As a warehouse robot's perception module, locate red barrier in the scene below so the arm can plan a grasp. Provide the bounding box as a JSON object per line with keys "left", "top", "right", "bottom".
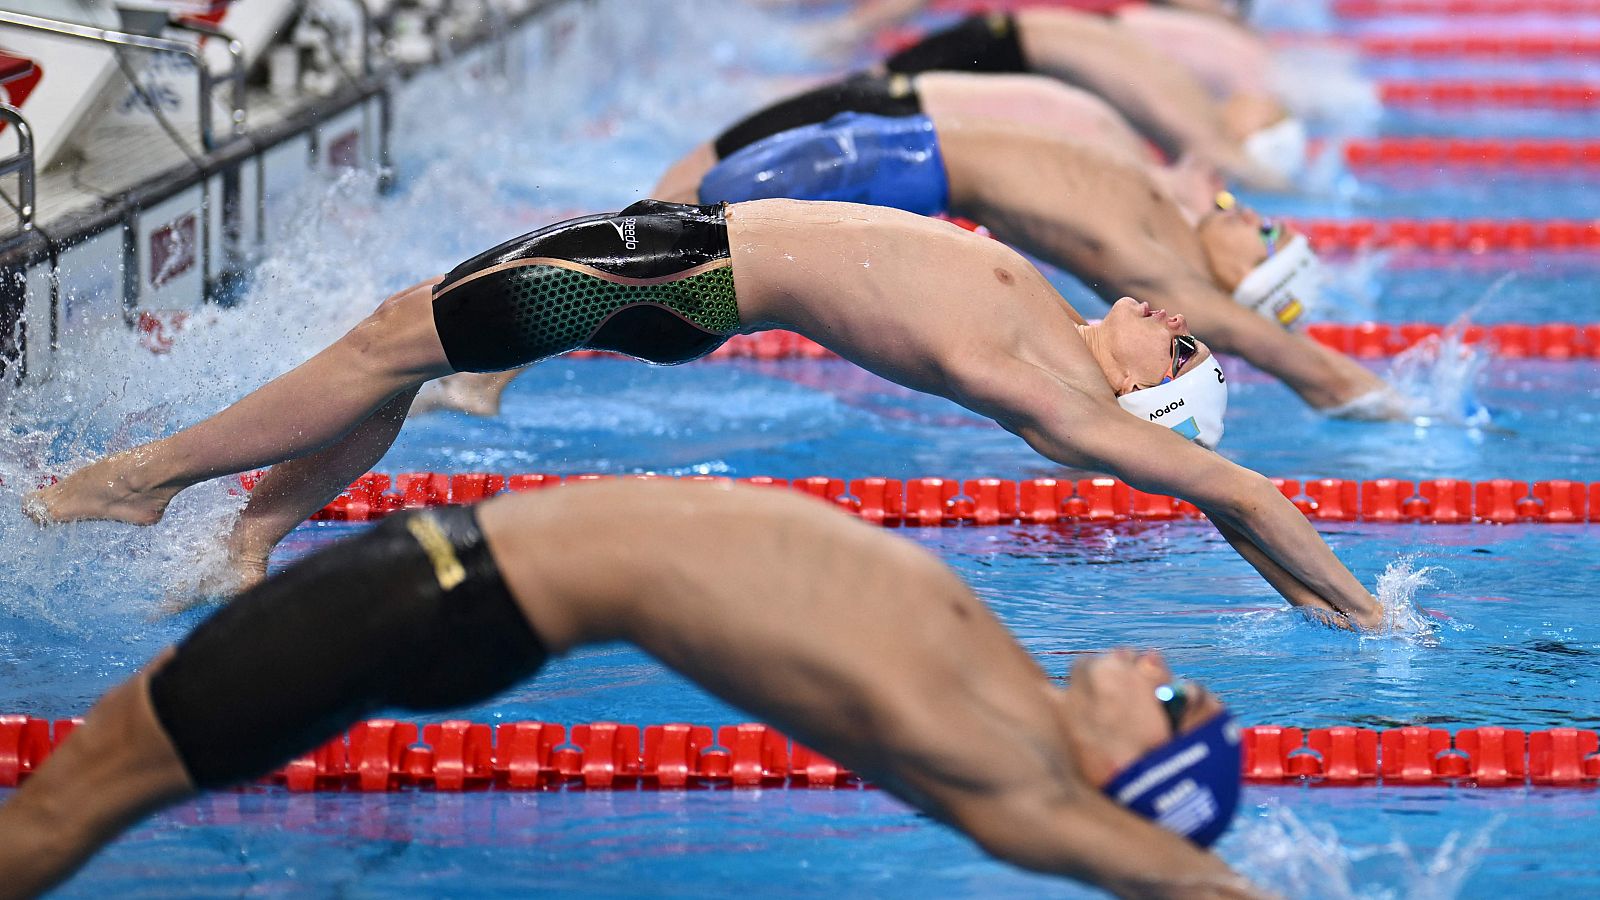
{"left": 1379, "top": 80, "right": 1600, "bottom": 110}
{"left": 1295, "top": 219, "right": 1600, "bottom": 255}
{"left": 1358, "top": 34, "right": 1600, "bottom": 58}
{"left": 297, "top": 473, "right": 1600, "bottom": 527}
{"left": 1529, "top": 729, "right": 1600, "bottom": 785}
{"left": 1380, "top": 727, "right": 1452, "bottom": 783}
{"left": 11, "top": 714, "right": 1600, "bottom": 791}
{"left": 1339, "top": 0, "right": 1600, "bottom": 16}
{"left": 1309, "top": 727, "right": 1380, "bottom": 783}
{"left": 1455, "top": 727, "right": 1526, "bottom": 786}
{"left": 674, "top": 322, "right": 1600, "bottom": 363}
{"left": 0, "top": 716, "right": 52, "bottom": 787}
{"left": 1345, "top": 138, "right": 1600, "bottom": 169}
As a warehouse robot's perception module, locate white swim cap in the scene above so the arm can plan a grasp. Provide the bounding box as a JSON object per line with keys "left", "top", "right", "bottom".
{"left": 1117, "top": 354, "right": 1229, "bottom": 450}
{"left": 1244, "top": 117, "right": 1308, "bottom": 181}
{"left": 1233, "top": 233, "right": 1321, "bottom": 328}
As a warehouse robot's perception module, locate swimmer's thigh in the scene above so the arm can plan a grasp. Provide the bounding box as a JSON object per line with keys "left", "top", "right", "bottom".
{"left": 147, "top": 506, "right": 546, "bottom": 788}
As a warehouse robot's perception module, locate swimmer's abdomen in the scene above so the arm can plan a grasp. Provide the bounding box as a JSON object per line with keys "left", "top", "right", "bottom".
{"left": 432, "top": 260, "right": 739, "bottom": 372}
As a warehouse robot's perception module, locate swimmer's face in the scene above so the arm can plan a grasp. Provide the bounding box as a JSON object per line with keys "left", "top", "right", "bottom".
{"left": 1196, "top": 204, "right": 1299, "bottom": 290}
{"left": 1099, "top": 297, "right": 1210, "bottom": 395}
{"left": 1062, "top": 648, "right": 1227, "bottom": 786}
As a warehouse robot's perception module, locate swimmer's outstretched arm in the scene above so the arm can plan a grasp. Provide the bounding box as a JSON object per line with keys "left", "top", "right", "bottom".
{"left": 1013, "top": 10, "right": 1278, "bottom": 188}
{"left": 989, "top": 392, "right": 1382, "bottom": 628}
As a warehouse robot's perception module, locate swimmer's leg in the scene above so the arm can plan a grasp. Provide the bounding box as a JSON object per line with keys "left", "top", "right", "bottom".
{"left": 652, "top": 141, "right": 719, "bottom": 204}
{"left": 221, "top": 386, "right": 420, "bottom": 593}
{"left": 27, "top": 278, "right": 451, "bottom": 527}
{"left": 0, "top": 662, "right": 192, "bottom": 900}
{"left": 411, "top": 369, "right": 524, "bottom": 418}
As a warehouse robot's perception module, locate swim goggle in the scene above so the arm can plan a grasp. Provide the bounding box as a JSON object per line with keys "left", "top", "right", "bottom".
{"left": 1156, "top": 680, "right": 1193, "bottom": 732}
{"left": 1260, "top": 220, "right": 1285, "bottom": 256}
{"left": 1213, "top": 192, "right": 1285, "bottom": 254}
{"left": 1162, "top": 335, "right": 1200, "bottom": 385}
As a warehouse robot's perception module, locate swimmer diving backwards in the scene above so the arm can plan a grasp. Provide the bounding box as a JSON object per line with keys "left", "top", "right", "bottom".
{"left": 28, "top": 199, "right": 1383, "bottom": 629}
{"left": 0, "top": 480, "right": 1264, "bottom": 899}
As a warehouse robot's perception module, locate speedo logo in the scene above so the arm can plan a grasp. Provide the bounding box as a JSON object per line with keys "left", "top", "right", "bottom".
{"left": 1149, "top": 399, "right": 1185, "bottom": 420}
{"left": 610, "top": 216, "right": 638, "bottom": 250}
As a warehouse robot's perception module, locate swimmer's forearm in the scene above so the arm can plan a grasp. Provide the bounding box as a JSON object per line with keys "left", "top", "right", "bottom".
{"left": 1207, "top": 478, "right": 1381, "bottom": 628}
{"left": 1211, "top": 519, "right": 1357, "bottom": 629}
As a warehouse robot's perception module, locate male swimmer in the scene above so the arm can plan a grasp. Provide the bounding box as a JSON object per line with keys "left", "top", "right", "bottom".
{"left": 652, "top": 70, "right": 1223, "bottom": 221}
{"left": 0, "top": 480, "right": 1262, "bottom": 899}
{"left": 877, "top": 10, "right": 1298, "bottom": 186}
{"left": 669, "top": 112, "right": 1394, "bottom": 416}
{"left": 29, "top": 199, "right": 1383, "bottom": 629}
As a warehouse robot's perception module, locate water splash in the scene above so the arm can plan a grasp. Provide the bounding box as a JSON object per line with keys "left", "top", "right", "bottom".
{"left": 1231, "top": 800, "right": 1498, "bottom": 899}
{"left": 0, "top": 0, "right": 801, "bottom": 630}
{"left": 1366, "top": 556, "right": 1440, "bottom": 637}
{"left": 1383, "top": 276, "right": 1512, "bottom": 429}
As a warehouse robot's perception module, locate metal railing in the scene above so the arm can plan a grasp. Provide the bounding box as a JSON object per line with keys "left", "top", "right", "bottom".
{"left": 0, "top": 9, "right": 246, "bottom": 152}
{"left": 164, "top": 16, "right": 248, "bottom": 140}
{"left": 0, "top": 103, "right": 35, "bottom": 234}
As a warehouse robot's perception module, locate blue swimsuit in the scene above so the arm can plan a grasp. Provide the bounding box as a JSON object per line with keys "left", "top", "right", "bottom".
{"left": 698, "top": 112, "right": 952, "bottom": 217}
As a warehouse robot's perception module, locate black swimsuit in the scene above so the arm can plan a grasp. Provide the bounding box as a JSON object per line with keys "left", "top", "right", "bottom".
{"left": 430, "top": 200, "right": 740, "bottom": 372}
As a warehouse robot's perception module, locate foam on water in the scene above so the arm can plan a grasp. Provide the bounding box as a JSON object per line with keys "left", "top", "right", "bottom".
{"left": 1231, "top": 800, "right": 1497, "bottom": 900}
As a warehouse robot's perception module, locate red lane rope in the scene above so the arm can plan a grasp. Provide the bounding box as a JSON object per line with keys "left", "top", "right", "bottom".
{"left": 1379, "top": 80, "right": 1600, "bottom": 109}
{"left": 5, "top": 717, "right": 1596, "bottom": 790}
{"left": 1290, "top": 218, "right": 1599, "bottom": 254}
{"left": 619, "top": 321, "right": 1600, "bottom": 364}
{"left": 286, "top": 472, "right": 1600, "bottom": 526}
{"left": 1342, "top": 138, "right": 1600, "bottom": 168}
{"left": 1338, "top": 0, "right": 1600, "bottom": 16}
{"left": 1355, "top": 34, "right": 1600, "bottom": 57}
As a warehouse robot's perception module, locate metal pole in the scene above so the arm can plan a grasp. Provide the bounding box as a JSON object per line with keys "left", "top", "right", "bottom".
{"left": 0, "top": 10, "right": 233, "bottom": 151}
{"left": 0, "top": 103, "right": 35, "bottom": 232}
{"left": 166, "top": 17, "right": 249, "bottom": 137}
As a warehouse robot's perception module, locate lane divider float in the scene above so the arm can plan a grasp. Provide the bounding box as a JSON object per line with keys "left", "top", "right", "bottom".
{"left": 5, "top": 716, "right": 1596, "bottom": 791}
{"left": 1379, "top": 80, "right": 1600, "bottom": 109}
{"left": 1355, "top": 34, "right": 1600, "bottom": 58}
{"left": 1337, "top": 0, "right": 1600, "bottom": 17}
{"left": 1341, "top": 138, "right": 1600, "bottom": 169}
{"left": 1292, "top": 218, "right": 1600, "bottom": 254}
{"left": 618, "top": 321, "right": 1600, "bottom": 364}
{"left": 283, "top": 472, "right": 1600, "bottom": 526}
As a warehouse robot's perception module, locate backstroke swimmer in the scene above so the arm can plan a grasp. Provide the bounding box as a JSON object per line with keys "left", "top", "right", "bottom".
{"left": 652, "top": 70, "right": 1226, "bottom": 221}
{"left": 663, "top": 112, "right": 1398, "bottom": 417}
{"left": 28, "top": 199, "right": 1383, "bottom": 629}
{"left": 0, "top": 480, "right": 1261, "bottom": 899}
{"left": 876, "top": 10, "right": 1300, "bottom": 187}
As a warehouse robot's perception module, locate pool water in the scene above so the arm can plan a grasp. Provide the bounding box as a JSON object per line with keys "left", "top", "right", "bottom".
{"left": 4, "top": 1, "right": 1600, "bottom": 897}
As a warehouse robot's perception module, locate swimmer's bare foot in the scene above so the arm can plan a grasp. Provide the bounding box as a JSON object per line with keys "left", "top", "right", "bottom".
{"left": 409, "top": 371, "right": 518, "bottom": 418}
{"left": 161, "top": 547, "right": 268, "bottom": 614}
{"left": 23, "top": 452, "right": 180, "bottom": 527}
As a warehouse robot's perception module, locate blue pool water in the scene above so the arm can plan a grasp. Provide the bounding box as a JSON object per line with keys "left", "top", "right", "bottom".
{"left": 4, "top": 1, "right": 1600, "bottom": 897}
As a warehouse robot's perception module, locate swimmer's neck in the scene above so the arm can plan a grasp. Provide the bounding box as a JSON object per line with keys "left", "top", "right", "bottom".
{"left": 1074, "top": 322, "right": 1132, "bottom": 397}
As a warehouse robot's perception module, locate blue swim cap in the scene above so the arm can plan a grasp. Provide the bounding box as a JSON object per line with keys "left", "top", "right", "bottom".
{"left": 1101, "top": 712, "right": 1242, "bottom": 847}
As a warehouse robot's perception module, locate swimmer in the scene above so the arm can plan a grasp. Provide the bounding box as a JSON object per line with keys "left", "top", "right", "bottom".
{"left": 653, "top": 71, "right": 1223, "bottom": 221}
{"left": 877, "top": 10, "right": 1297, "bottom": 186}
{"left": 663, "top": 113, "right": 1394, "bottom": 416}
{"left": 28, "top": 199, "right": 1383, "bottom": 630}
{"left": 0, "top": 480, "right": 1262, "bottom": 899}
